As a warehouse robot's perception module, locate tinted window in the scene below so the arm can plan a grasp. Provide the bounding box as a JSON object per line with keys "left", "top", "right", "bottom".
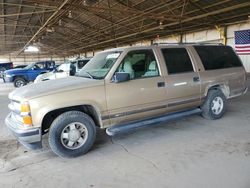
{"left": 161, "top": 48, "right": 193, "bottom": 74}
{"left": 194, "top": 46, "right": 242, "bottom": 70}
{"left": 117, "top": 50, "right": 159, "bottom": 79}
{"left": 77, "top": 60, "right": 89, "bottom": 69}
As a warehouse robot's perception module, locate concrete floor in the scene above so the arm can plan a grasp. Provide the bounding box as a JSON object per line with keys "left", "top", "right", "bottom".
{"left": 0, "top": 77, "right": 250, "bottom": 188}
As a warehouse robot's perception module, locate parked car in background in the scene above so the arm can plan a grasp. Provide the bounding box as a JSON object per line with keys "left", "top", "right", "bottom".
{"left": 0, "top": 62, "right": 13, "bottom": 81}
{"left": 70, "top": 57, "right": 91, "bottom": 71}
{"left": 34, "top": 58, "right": 91, "bottom": 83}
{"left": 5, "top": 44, "right": 247, "bottom": 158}
{"left": 3, "top": 60, "right": 56, "bottom": 87}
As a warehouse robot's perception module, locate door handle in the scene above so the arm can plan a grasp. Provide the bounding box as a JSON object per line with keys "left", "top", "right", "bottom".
{"left": 157, "top": 82, "right": 165, "bottom": 87}
{"left": 193, "top": 76, "right": 200, "bottom": 82}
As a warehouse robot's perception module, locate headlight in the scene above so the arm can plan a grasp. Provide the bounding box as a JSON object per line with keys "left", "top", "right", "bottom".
{"left": 6, "top": 74, "right": 12, "bottom": 78}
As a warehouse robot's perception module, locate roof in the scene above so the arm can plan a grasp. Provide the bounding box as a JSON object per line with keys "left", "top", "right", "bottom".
{"left": 0, "top": 0, "right": 249, "bottom": 56}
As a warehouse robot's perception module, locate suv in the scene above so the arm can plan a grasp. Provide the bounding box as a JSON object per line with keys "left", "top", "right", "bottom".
{"left": 3, "top": 60, "right": 55, "bottom": 87}
{"left": 34, "top": 58, "right": 91, "bottom": 83}
{"left": 5, "top": 44, "right": 247, "bottom": 158}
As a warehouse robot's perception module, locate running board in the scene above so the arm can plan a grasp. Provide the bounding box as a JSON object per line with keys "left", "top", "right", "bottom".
{"left": 106, "top": 108, "right": 202, "bottom": 136}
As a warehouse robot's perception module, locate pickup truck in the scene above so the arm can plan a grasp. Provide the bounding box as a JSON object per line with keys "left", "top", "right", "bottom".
{"left": 5, "top": 44, "right": 248, "bottom": 158}
{"left": 34, "top": 58, "right": 91, "bottom": 83}
{"left": 3, "top": 60, "right": 56, "bottom": 87}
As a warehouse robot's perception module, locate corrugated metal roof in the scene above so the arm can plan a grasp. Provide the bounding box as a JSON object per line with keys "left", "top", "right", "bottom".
{"left": 0, "top": 0, "right": 249, "bottom": 56}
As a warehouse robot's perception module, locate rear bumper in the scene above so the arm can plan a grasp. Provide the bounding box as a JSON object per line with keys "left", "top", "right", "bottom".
{"left": 5, "top": 113, "right": 42, "bottom": 149}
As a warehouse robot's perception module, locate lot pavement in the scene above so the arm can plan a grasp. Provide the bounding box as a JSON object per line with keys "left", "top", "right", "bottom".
{"left": 0, "top": 77, "right": 249, "bottom": 188}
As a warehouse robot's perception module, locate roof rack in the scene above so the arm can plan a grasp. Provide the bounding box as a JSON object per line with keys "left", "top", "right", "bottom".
{"left": 153, "top": 42, "right": 224, "bottom": 46}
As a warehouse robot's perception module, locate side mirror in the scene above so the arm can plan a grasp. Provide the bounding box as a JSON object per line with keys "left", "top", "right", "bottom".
{"left": 113, "top": 72, "right": 130, "bottom": 83}
{"left": 58, "top": 69, "right": 64, "bottom": 73}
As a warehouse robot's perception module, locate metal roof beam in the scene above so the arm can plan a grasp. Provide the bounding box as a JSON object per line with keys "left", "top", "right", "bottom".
{"left": 16, "top": 0, "right": 72, "bottom": 55}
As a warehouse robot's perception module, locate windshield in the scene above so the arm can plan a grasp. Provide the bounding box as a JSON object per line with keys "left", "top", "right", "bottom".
{"left": 23, "top": 63, "right": 35, "bottom": 70}
{"left": 23, "top": 62, "right": 45, "bottom": 70}
{"left": 77, "top": 51, "right": 121, "bottom": 79}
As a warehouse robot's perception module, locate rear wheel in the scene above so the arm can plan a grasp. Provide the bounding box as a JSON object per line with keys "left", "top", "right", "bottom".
{"left": 13, "top": 77, "right": 27, "bottom": 88}
{"left": 201, "top": 89, "right": 227, "bottom": 120}
{"left": 48, "top": 111, "right": 96, "bottom": 158}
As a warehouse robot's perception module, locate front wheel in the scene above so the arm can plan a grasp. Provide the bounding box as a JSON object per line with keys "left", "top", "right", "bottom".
{"left": 13, "top": 77, "right": 27, "bottom": 88}
{"left": 201, "top": 89, "right": 227, "bottom": 120}
{"left": 48, "top": 111, "right": 96, "bottom": 158}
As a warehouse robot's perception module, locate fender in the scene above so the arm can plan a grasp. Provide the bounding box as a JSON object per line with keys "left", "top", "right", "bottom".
{"left": 31, "top": 99, "right": 105, "bottom": 128}
{"left": 204, "top": 82, "right": 230, "bottom": 99}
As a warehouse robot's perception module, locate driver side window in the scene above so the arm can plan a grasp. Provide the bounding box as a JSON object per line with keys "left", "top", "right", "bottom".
{"left": 116, "top": 49, "right": 159, "bottom": 79}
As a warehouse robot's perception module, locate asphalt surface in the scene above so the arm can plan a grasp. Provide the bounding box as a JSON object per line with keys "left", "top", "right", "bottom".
{"left": 0, "top": 76, "right": 249, "bottom": 188}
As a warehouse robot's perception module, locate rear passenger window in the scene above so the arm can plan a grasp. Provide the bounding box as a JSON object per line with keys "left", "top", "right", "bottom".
{"left": 194, "top": 46, "right": 243, "bottom": 70}
{"left": 161, "top": 48, "right": 194, "bottom": 74}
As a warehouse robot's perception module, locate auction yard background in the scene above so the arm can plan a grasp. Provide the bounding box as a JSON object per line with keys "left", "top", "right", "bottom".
{"left": 0, "top": 20, "right": 249, "bottom": 72}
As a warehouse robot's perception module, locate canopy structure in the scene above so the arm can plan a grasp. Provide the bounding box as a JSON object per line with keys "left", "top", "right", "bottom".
{"left": 0, "top": 0, "right": 249, "bottom": 56}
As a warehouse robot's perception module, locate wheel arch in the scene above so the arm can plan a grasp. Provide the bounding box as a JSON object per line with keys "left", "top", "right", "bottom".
{"left": 41, "top": 104, "right": 102, "bottom": 134}
{"left": 205, "top": 83, "right": 230, "bottom": 99}
{"left": 13, "top": 75, "right": 28, "bottom": 81}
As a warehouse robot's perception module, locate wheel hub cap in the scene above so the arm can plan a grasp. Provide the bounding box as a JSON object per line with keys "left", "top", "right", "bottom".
{"left": 17, "top": 81, "right": 24, "bottom": 87}
{"left": 60, "top": 122, "right": 88, "bottom": 150}
{"left": 69, "top": 129, "right": 81, "bottom": 142}
{"left": 211, "top": 97, "right": 223, "bottom": 115}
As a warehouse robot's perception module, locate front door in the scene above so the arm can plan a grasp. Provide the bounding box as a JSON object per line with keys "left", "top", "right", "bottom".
{"left": 105, "top": 49, "right": 168, "bottom": 125}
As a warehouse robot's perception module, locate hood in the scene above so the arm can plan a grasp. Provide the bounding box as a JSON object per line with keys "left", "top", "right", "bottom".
{"left": 9, "top": 76, "right": 104, "bottom": 101}
{"left": 35, "top": 71, "right": 54, "bottom": 82}
{"left": 5, "top": 68, "right": 27, "bottom": 74}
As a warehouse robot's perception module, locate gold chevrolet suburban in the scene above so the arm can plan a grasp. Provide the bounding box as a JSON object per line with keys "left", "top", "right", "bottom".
{"left": 5, "top": 44, "right": 248, "bottom": 158}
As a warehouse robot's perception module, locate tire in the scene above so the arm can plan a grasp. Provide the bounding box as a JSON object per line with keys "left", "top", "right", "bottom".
{"left": 14, "top": 77, "right": 27, "bottom": 88}
{"left": 48, "top": 111, "right": 96, "bottom": 158}
{"left": 201, "top": 89, "right": 227, "bottom": 120}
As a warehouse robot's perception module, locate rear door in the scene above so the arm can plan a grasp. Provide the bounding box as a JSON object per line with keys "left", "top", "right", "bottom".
{"left": 160, "top": 47, "right": 201, "bottom": 112}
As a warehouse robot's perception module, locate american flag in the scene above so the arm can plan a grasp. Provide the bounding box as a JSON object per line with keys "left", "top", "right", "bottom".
{"left": 234, "top": 29, "right": 250, "bottom": 55}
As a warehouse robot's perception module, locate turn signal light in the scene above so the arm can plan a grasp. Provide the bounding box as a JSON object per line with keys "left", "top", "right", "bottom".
{"left": 23, "top": 116, "right": 33, "bottom": 125}
{"left": 20, "top": 102, "right": 33, "bottom": 126}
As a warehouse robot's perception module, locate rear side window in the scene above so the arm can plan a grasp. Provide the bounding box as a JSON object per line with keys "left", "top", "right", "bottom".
{"left": 161, "top": 48, "right": 194, "bottom": 74}
{"left": 194, "top": 46, "right": 242, "bottom": 70}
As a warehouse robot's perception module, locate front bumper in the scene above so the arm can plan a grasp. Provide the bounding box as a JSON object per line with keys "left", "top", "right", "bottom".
{"left": 5, "top": 113, "right": 42, "bottom": 149}
{"left": 3, "top": 76, "right": 14, "bottom": 83}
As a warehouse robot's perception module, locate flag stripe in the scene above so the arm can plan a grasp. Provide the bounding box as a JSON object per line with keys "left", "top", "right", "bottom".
{"left": 235, "top": 45, "right": 250, "bottom": 49}
{"left": 234, "top": 29, "right": 250, "bottom": 55}
{"left": 236, "top": 53, "right": 250, "bottom": 55}
{"left": 236, "top": 49, "right": 250, "bottom": 52}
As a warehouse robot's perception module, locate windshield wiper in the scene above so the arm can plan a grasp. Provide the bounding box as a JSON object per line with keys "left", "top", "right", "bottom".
{"left": 85, "top": 71, "right": 93, "bottom": 79}
{"left": 76, "top": 71, "right": 94, "bottom": 79}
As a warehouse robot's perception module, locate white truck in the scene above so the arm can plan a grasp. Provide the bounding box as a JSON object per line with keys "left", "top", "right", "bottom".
{"left": 34, "top": 58, "right": 91, "bottom": 83}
